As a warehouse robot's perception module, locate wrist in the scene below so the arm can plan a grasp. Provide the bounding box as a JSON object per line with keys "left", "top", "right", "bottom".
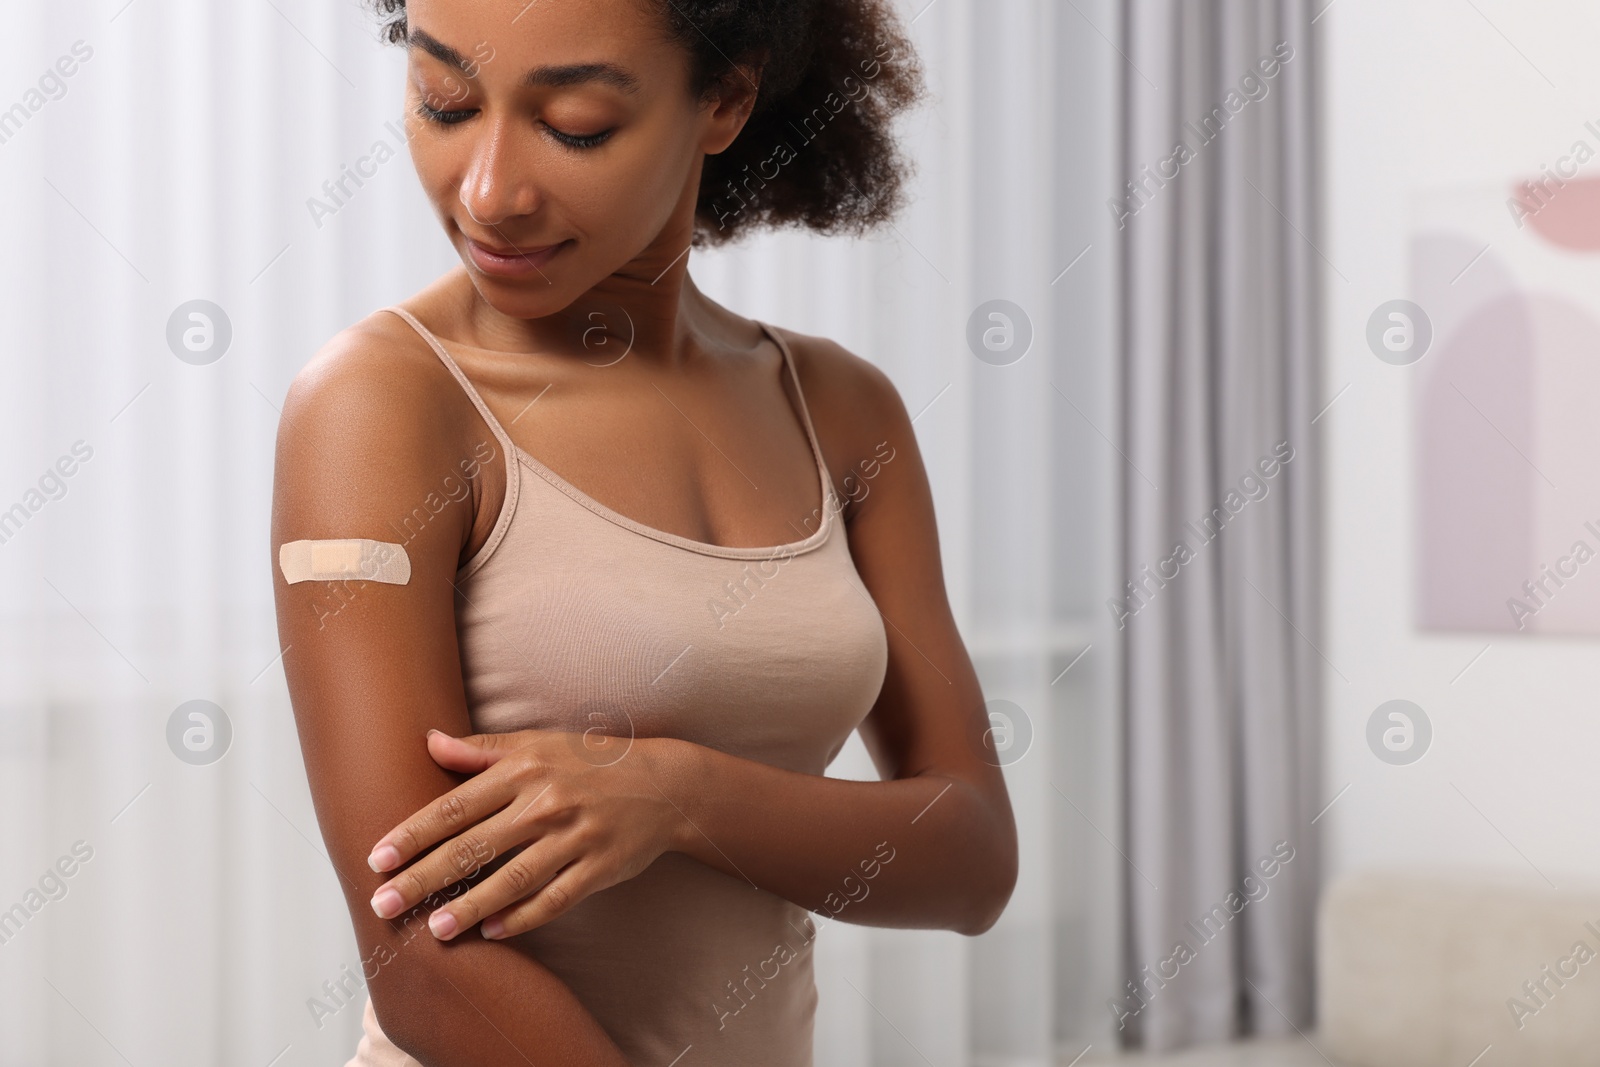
{"left": 643, "top": 736, "right": 706, "bottom": 855}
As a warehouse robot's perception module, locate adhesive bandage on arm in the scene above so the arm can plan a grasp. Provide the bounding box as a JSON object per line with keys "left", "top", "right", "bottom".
{"left": 278, "top": 539, "right": 411, "bottom": 585}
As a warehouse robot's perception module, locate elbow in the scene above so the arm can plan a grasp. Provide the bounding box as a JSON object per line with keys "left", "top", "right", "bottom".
{"left": 953, "top": 833, "right": 1018, "bottom": 937}
{"left": 955, "top": 861, "right": 1017, "bottom": 936}
{"left": 360, "top": 930, "right": 468, "bottom": 1064}
{"left": 929, "top": 778, "right": 1019, "bottom": 937}
{"left": 365, "top": 968, "right": 440, "bottom": 1063}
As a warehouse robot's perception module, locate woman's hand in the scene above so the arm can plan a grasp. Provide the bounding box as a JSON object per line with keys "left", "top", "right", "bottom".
{"left": 365, "top": 728, "right": 688, "bottom": 941}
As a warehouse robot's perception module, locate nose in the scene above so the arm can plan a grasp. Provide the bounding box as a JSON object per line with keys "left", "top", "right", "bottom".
{"left": 458, "top": 118, "right": 541, "bottom": 228}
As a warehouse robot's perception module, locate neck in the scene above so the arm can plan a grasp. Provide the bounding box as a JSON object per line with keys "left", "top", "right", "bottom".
{"left": 456, "top": 175, "right": 713, "bottom": 366}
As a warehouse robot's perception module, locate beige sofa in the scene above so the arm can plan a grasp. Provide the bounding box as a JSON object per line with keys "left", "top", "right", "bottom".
{"left": 1319, "top": 869, "right": 1600, "bottom": 1066}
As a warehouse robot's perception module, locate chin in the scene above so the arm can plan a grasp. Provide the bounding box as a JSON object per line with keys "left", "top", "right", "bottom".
{"left": 466, "top": 274, "right": 579, "bottom": 321}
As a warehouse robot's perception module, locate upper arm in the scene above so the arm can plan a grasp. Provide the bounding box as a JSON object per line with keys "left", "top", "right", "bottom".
{"left": 269, "top": 321, "right": 655, "bottom": 1063}
{"left": 273, "top": 322, "right": 628, "bottom": 1063}
{"left": 788, "top": 335, "right": 1011, "bottom": 804}
{"left": 271, "top": 320, "right": 488, "bottom": 973}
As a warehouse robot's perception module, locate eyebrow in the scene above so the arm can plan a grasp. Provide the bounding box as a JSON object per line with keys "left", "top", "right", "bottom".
{"left": 407, "top": 29, "right": 641, "bottom": 94}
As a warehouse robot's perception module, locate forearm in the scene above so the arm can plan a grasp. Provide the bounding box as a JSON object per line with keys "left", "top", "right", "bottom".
{"left": 650, "top": 739, "right": 1015, "bottom": 935}
{"left": 356, "top": 896, "right": 629, "bottom": 1066}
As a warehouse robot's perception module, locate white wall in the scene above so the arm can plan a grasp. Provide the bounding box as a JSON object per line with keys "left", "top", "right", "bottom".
{"left": 1324, "top": 0, "right": 1600, "bottom": 889}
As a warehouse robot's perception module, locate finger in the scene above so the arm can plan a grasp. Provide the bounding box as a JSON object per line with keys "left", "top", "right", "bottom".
{"left": 370, "top": 823, "right": 507, "bottom": 921}
{"left": 426, "top": 845, "right": 573, "bottom": 941}
{"left": 480, "top": 862, "right": 603, "bottom": 939}
{"left": 425, "top": 728, "right": 531, "bottom": 773}
{"left": 371, "top": 795, "right": 556, "bottom": 919}
{"left": 368, "top": 776, "right": 506, "bottom": 873}
{"left": 425, "top": 729, "right": 506, "bottom": 773}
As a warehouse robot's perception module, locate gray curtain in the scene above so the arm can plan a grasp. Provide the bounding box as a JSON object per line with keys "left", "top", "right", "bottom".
{"left": 1113, "top": 0, "right": 1323, "bottom": 1051}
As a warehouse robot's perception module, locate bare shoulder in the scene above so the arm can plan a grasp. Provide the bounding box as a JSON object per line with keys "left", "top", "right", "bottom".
{"left": 273, "top": 308, "right": 488, "bottom": 560}
{"left": 764, "top": 324, "right": 910, "bottom": 458}
{"left": 767, "top": 324, "right": 906, "bottom": 421}
{"left": 278, "top": 308, "right": 493, "bottom": 481}
{"left": 283, "top": 309, "right": 455, "bottom": 435}
{"left": 758, "top": 323, "right": 920, "bottom": 525}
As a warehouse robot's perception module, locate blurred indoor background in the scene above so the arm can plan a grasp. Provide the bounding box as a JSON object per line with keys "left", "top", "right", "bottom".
{"left": 3, "top": 1, "right": 1598, "bottom": 1065}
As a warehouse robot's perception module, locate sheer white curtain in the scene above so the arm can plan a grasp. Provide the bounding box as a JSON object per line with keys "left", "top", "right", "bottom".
{"left": 0, "top": 1, "right": 1117, "bottom": 1064}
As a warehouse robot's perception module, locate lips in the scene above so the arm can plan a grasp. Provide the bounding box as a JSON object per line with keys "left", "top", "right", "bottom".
{"left": 463, "top": 234, "right": 570, "bottom": 278}
{"left": 469, "top": 235, "right": 559, "bottom": 257}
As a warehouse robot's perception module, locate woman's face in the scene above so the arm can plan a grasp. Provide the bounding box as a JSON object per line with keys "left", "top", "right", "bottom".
{"left": 403, "top": 0, "right": 744, "bottom": 321}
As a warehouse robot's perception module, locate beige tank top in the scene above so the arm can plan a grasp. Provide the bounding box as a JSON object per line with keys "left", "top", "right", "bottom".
{"left": 344, "top": 306, "right": 889, "bottom": 1067}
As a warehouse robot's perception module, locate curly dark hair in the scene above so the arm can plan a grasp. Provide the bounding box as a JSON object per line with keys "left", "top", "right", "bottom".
{"left": 370, "top": 0, "right": 924, "bottom": 246}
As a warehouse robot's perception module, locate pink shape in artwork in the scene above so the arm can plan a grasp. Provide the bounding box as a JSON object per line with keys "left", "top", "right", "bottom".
{"left": 1521, "top": 176, "right": 1600, "bottom": 251}
{"left": 1415, "top": 292, "right": 1535, "bottom": 632}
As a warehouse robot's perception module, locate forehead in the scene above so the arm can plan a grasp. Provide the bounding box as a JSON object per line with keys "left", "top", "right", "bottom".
{"left": 404, "top": 0, "right": 672, "bottom": 68}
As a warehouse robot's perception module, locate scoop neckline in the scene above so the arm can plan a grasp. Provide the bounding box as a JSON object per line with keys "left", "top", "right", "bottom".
{"left": 519, "top": 317, "right": 838, "bottom": 559}
{"left": 511, "top": 439, "right": 837, "bottom": 560}
{"left": 499, "top": 318, "right": 838, "bottom": 560}
{"left": 385, "top": 303, "right": 837, "bottom": 560}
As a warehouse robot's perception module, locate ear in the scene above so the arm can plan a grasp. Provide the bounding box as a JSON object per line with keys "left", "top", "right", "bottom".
{"left": 700, "top": 61, "right": 765, "bottom": 155}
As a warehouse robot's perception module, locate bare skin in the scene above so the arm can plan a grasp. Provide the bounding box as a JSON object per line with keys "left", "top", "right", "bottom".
{"left": 271, "top": 0, "right": 1017, "bottom": 1063}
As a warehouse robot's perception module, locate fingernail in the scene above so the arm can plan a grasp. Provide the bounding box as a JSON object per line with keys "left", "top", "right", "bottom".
{"left": 427, "top": 729, "right": 443, "bottom": 739}
{"left": 482, "top": 917, "right": 504, "bottom": 939}
{"left": 370, "top": 887, "right": 404, "bottom": 919}
{"left": 429, "top": 909, "right": 458, "bottom": 939}
{"left": 368, "top": 844, "right": 400, "bottom": 872}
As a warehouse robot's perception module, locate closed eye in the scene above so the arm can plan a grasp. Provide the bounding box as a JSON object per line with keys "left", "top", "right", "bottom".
{"left": 413, "top": 102, "right": 612, "bottom": 151}
{"left": 417, "top": 100, "right": 475, "bottom": 125}
{"left": 543, "top": 123, "right": 614, "bottom": 150}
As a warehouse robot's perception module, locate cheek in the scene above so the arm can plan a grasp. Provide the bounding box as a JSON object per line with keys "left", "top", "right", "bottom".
{"left": 573, "top": 130, "right": 699, "bottom": 239}
{"left": 405, "top": 119, "right": 463, "bottom": 201}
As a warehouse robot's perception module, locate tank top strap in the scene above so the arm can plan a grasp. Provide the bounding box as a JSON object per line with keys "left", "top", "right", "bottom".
{"left": 379, "top": 305, "right": 521, "bottom": 464}
{"left": 756, "top": 321, "right": 839, "bottom": 514}
{"left": 380, "top": 308, "right": 835, "bottom": 531}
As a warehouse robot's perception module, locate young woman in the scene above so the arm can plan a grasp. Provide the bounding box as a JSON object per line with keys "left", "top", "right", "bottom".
{"left": 271, "top": 1, "right": 1017, "bottom": 1063}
